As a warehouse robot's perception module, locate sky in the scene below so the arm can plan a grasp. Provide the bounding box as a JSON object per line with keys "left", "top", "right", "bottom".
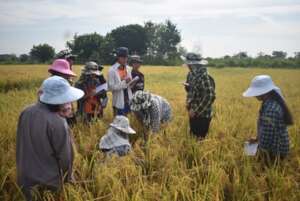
{"left": 0, "top": 0, "right": 300, "bottom": 58}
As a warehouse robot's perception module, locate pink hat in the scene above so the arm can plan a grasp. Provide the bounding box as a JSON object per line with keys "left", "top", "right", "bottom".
{"left": 48, "top": 59, "right": 76, "bottom": 77}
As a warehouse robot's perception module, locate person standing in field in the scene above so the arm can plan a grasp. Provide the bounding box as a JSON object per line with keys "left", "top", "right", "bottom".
{"left": 75, "top": 61, "right": 108, "bottom": 122}
{"left": 130, "top": 54, "right": 145, "bottom": 93}
{"left": 130, "top": 91, "right": 172, "bottom": 133}
{"left": 16, "top": 76, "right": 84, "bottom": 201}
{"left": 47, "top": 59, "right": 78, "bottom": 125}
{"left": 243, "top": 75, "right": 293, "bottom": 162}
{"left": 182, "top": 53, "right": 216, "bottom": 140}
{"left": 99, "top": 115, "right": 136, "bottom": 157}
{"left": 56, "top": 49, "right": 77, "bottom": 70}
{"left": 108, "top": 47, "right": 133, "bottom": 116}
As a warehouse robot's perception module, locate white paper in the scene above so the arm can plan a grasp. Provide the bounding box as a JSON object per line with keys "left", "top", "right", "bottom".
{"left": 95, "top": 83, "right": 108, "bottom": 94}
{"left": 128, "top": 76, "right": 140, "bottom": 86}
{"left": 244, "top": 141, "right": 258, "bottom": 156}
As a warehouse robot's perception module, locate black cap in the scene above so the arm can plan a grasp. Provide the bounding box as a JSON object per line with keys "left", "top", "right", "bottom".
{"left": 116, "top": 47, "right": 129, "bottom": 57}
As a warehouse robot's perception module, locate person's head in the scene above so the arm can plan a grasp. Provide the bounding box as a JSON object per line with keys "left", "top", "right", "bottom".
{"left": 130, "top": 91, "right": 152, "bottom": 112}
{"left": 39, "top": 76, "right": 84, "bottom": 113}
{"left": 48, "top": 59, "right": 77, "bottom": 82}
{"left": 116, "top": 47, "right": 129, "bottom": 66}
{"left": 82, "top": 61, "right": 101, "bottom": 78}
{"left": 181, "top": 52, "right": 208, "bottom": 71}
{"left": 243, "top": 75, "right": 293, "bottom": 125}
{"left": 110, "top": 115, "right": 136, "bottom": 136}
{"left": 130, "top": 55, "right": 143, "bottom": 71}
{"left": 56, "top": 50, "right": 77, "bottom": 68}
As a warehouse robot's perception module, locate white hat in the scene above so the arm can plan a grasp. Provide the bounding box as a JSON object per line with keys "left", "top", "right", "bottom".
{"left": 40, "top": 76, "right": 84, "bottom": 105}
{"left": 243, "top": 75, "right": 280, "bottom": 97}
{"left": 110, "top": 115, "right": 136, "bottom": 134}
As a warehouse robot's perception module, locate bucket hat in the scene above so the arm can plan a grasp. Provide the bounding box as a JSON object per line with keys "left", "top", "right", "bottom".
{"left": 82, "top": 61, "right": 101, "bottom": 76}
{"left": 110, "top": 115, "right": 136, "bottom": 134}
{"left": 48, "top": 59, "right": 77, "bottom": 77}
{"left": 181, "top": 52, "right": 208, "bottom": 65}
{"left": 243, "top": 75, "right": 280, "bottom": 97}
{"left": 40, "top": 76, "right": 84, "bottom": 105}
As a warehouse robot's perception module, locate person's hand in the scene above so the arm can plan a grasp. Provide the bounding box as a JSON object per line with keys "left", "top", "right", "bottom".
{"left": 248, "top": 137, "right": 258, "bottom": 144}
{"left": 125, "top": 77, "right": 132, "bottom": 83}
{"left": 189, "top": 110, "right": 196, "bottom": 118}
{"left": 58, "top": 103, "right": 73, "bottom": 118}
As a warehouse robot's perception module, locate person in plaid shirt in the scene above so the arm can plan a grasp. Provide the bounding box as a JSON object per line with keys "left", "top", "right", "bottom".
{"left": 243, "top": 75, "right": 293, "bottom": 161}
{"left": 182, "top": 53, "right": 216, "bottom": 140}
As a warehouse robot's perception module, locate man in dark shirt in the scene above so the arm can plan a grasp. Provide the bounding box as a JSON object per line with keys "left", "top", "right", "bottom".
{"left": 130, "top": 54, "right": 145, "bottom": 93}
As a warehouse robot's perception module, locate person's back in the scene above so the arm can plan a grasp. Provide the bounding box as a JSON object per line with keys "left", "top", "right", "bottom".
{"left": 258, "top": 98, "right": 289, "bottom": 156}
{"left": 16, "top": 102, "right": 73, "bottom": 199}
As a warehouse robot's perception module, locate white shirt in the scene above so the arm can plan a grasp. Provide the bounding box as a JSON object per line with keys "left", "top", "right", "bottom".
{"left": 107, "top": 62, "right": 133, "bottom": 109}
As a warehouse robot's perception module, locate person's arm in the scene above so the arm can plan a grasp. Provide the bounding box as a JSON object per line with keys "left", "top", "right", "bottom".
{"left": 190, "top": 74, "right": 216, "bottom": 116}
{"left": 149, "top": 101, "right": 161, "bottom": 133}
{"left": 107, "top": 69, "right": 128, "bottom": 91}
{"left": 47, "top": 118, "right": 73, "bottom": 173}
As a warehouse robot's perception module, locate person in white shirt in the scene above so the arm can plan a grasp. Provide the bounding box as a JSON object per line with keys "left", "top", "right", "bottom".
{"left": 107, "top": 47, "right": 133, "bottom": 116}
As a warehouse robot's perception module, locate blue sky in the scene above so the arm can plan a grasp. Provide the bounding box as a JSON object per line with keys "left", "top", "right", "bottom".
{"left": 0, "top": 0, "right": 300, "bottom": 57}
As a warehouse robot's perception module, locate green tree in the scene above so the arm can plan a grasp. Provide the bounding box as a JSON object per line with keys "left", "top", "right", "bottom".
{"left": 67, "top": 32, "right": 104, "bottom": 63}
{"left": 272, "top": 51, "right": 287, "bottom": 59}
{"left": 30, "top": 44, "right": 55, "bottom": 63}
{"left": 108, "top": 24, "right": 147, "bottom": 55}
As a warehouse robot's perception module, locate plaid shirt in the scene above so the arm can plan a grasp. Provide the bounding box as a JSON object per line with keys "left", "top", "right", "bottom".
{"left": 136, "top": 95, "right": 172, "bottom": 133}
{"left": 258, "top": 98, "right": 289, "bottom": 155}
{"left": 186, "top": 66, "right": 216, "bottom": 118}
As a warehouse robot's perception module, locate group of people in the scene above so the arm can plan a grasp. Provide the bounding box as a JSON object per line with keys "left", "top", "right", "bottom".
{"left": 15, "top": 47, "right": 293, "bottom": 200}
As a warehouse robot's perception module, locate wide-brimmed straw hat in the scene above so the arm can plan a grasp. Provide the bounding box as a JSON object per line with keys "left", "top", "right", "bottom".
{"left": 243, "top": 75, "right": 280, "bottom": 97}
{"left": 110, "top": 115, "right": 136, "bottom": 134}
{"left": 181, "top": 52, "right": 208, "bottom": 65}
{"left": 40, "top": 76, "right": 84, "bottom": 105}
{"left": 48, "top": 59, "right": 77, "bottom": 77}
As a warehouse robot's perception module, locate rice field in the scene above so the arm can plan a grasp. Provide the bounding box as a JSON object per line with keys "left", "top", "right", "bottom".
{"left": 0, "top": 64, "right": 299, "bottom": 201}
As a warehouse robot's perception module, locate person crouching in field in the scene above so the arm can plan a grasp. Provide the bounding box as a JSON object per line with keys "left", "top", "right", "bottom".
{"left": 16, "top": 76, "right": 84, "bottom": 201}
{"left": 108, "top": 47, "right": 133, "bottom": 116}
{"left": 48, "top": 59, "right": 78, "bottom": 125}
{"left": 130, "top": 54, "right": 145, "bottom": 93}
{"left": 99, "top": 115, "right": 136, "bottom": 157}
{"left": 182, "top": 53, "right": 216, "bottom": 140}
{"left": 243, "top": 75, "right": 293, "bottom": 163}
{"left": 130, "top": 91, "right": 172, "bottom": 133}
{"left": 75, "top": 61, "right": 108, "bottom": 122}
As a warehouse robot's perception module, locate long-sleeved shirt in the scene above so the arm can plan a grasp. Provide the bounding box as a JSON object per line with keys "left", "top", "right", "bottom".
{"left": 131, "top": 70, "right": 145, "bottom": 93}
{"left": 107, "top": 63, "right": 133, "bottom": 109}
{"left": 186, "top": 66, "right": 216, "bottom": 118}
{"left": 136, "top": 95, "right": 172, "bottom": 133}
{"left": 258, "top": 98, "right": 289, "bottom": 156}
{"left": 16, "top": 102, "right": 74, "bottom": 192}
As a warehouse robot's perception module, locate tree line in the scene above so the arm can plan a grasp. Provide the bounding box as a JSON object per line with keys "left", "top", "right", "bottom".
{"left": 0, "top": 19, "right": 299, "bottom": 68}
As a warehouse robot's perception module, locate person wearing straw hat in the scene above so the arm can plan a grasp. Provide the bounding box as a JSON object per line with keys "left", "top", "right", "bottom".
{"left": 16, "top": 76, "right": 84, "bottom": 200}
{"left": 108, "top": 47, "right": 133, "bottom": 116}
{"left": 130, "top": 54, "right": 145, "bottom": 93}
{"left": 75, "top": 61, "right": 108, "bottom": 122}
{"left": 130, "top": 91, "right": 172, "bottom": 133}
{"left": 182, "top": 53, "right": 216, "bottom": 140}
{"left": 99, "top": 115, "right": 136, "bottom": 157}
{"left": 243, "top": 75, "right": 293, "bottom": 162}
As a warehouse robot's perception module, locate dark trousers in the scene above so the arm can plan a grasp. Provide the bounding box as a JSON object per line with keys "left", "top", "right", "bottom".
{"left": 189, "top": 117, "right": 211, "bottom": 139}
